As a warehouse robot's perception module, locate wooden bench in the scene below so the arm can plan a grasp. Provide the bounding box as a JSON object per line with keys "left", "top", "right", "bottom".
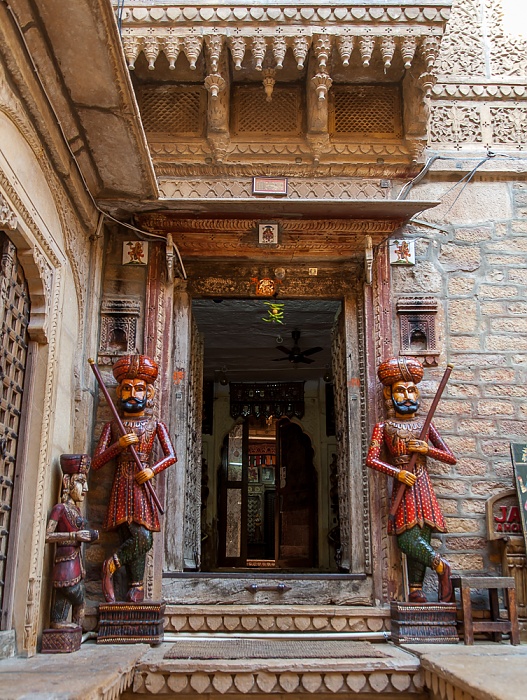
{"left": 451, "top": 576, "right": 520, "bottom": 645}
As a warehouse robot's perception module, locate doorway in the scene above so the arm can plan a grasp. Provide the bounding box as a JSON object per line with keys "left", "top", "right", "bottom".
{"left": 193, "top": 298, "right": 341, "bottom": 573}
{"left": 217, "top": 416, "right": 317, "bottom": 569}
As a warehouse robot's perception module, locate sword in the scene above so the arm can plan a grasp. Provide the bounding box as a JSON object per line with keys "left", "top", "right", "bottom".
{"left": 88, "top": 358, "right": 164, "bottom": 515}
{"left": 388, "top": 363, "right": 453, "bottom": 526}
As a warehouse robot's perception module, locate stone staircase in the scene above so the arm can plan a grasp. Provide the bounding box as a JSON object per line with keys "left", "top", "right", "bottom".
{"left": 123, "top": 605, "right": 428, "bottom": 699}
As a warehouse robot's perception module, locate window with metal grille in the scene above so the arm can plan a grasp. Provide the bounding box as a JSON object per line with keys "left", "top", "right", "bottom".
{"left": 231, "top": 85, "right": 302, "bottom": 137}
{"left": 329, "top": 84, "right": 403, "bottom": 139}
{"left": 139, "top": 85, "right": 206, "bottom": 137}
{"left": 0, "top": 233, "right": 29, "bottom": 618}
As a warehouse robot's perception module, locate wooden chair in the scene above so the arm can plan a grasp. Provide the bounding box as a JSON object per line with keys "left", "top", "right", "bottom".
{"left": 451, "top": 576, "right": 520, "bottom": 645}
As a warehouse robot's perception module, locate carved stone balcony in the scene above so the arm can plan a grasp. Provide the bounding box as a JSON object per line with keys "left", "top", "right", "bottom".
{"left": 114, "top": 2, "right": 452, "bottom": 176}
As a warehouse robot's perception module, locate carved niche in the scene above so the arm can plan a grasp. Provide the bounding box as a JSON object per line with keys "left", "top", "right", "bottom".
{"left": 98, "top": 298, "right": 141, "bottom": 364}
{"left": 397, "top": 297, "right": 439, "bottom": 366}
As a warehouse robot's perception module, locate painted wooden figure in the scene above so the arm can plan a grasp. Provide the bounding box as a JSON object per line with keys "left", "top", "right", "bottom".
{"left": 92, "top": 354, "right": 176, "bottom": 603}
{"left": 366, "top": 357, "right": 456, "bottom": 603}
{"left": 45, "top": 454, "right": 98, "bottom": 629}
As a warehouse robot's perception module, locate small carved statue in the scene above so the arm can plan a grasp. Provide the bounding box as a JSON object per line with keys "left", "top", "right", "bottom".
{"left": 45, "top": 454, "right": 98, "bottom": 629}
{"left": 92, "top": 354, "right": 177, "bottom": 603}
{"left": 366, "top": 357, "right": 457, "bottom": 603}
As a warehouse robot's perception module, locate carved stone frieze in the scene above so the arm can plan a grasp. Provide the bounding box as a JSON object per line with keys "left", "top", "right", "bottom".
{"left": 154, "top": 161, "right": 420, "bottom": 179}
{"left": 490, "top": 106, "right": 527, "bottom": 145}
{"left": 158, "top": 178, "right": 390, "bottom": 200}
{"left": 429, "top": 104, "right": 483, "bottom": 146}
{"left": 119, "top": 4, "right": 451, "bottom": 27}
{"left": 185, "top": 268, "right": 356, "bottom": 299}
{"left": 432, "top": 83, "right": 527, "bottom": 100}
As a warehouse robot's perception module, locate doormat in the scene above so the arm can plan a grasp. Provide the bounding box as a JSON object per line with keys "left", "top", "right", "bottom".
{"left": 165, "top": 639, "right": 387, "bottom": 660}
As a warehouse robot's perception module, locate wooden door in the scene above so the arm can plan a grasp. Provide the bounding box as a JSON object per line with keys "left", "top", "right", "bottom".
{"left": 218, "top": 422, "right": 248, "bottom": 567}
{"left": 277, "top": 420, "right": 317, "bottom": 568}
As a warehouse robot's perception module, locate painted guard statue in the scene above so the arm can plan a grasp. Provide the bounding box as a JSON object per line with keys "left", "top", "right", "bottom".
{"left": 366, "top": 357, "right": 456, "bottom": 603}
{"left": 45, "top": 454, "right": 98, "bottom": 630}
{"left": 92, "top": 354, "right": 176, "bottom": 603}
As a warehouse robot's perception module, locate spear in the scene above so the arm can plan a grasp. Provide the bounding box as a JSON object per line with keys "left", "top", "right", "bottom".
{"left": 88, "top": 358, "right": 164, "bottom": 515}
{"left": 388, "top": 363, "right": 453, "bottom": 526}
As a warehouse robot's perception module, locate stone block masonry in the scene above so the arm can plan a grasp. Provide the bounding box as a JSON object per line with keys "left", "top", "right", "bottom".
{"left": 392, "top": 178, "right": 527, "bottom": 586}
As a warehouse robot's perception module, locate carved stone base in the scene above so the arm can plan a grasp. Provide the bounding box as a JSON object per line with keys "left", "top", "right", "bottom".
{"left": 41, "top": 625, "right": 82, "bottom": 653}
{"left": 390, "top": 601, "right": 458, "bottom": 644}
{"left": 97, "top": 601, "right": 165, "bottom": 645}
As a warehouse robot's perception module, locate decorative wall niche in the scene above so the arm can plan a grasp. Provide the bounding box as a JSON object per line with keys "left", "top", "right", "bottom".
{"left": 98, "top": 297, "right": 141, "bottom": 365}
{"left": 397, "top": 297, "right": 439, "bottom": 366}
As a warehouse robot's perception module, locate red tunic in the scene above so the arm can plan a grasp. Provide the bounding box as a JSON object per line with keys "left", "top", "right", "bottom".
{"left": 366, "top": 419, "right": 456, "bottom": 535}
{"left": 48, "top": 503, "right": 86, "bottom": 588}
{"left": 92, "top": 419, "right": 176, "bottom": 532}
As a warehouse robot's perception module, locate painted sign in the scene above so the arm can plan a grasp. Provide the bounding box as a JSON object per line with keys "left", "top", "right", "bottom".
{"left": 389, "top": 238, "right": 415, "bottom": 266}
{"left": 511, "top": 443, "right": 527, "bottom": 551}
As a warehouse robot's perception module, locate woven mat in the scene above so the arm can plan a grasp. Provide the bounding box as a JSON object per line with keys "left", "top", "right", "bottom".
{"left": 165, "top": 639, "right": 386, "bottom": 660}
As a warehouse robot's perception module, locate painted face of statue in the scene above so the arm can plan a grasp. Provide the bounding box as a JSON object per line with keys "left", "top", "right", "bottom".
{"left": 118, "top": 378, "right": 150, "bottom": 415}
{"left": 70, "top": 474, "right": 88, "bottom": 504}
{"left": 391, "top": 380, "right": 420, "bottom": 417}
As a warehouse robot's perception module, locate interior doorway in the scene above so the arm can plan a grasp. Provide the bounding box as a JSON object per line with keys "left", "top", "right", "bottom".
{"left": 217, "top": 416, "right": 317, "bottom": 569}
{"left": 193, "top": 298, "right": 341, "bottom": 573}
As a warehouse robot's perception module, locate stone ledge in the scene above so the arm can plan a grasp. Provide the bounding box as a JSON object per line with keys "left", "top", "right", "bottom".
{"left": 163, "top": 605, "right": 391, "bottom": 634}
{"left": 129, "top": 645, "right": 423, "bottom": 696}
{"left": 0, "top": 643, "right": 148, "bottom": 700}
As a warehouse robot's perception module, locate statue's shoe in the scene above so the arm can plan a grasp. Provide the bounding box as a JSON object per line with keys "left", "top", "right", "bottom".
{"left": 438, "top": 559, "right": 454, "bottom": 603}
{"left": 102, "top": 558, "right": 116, "bottom": 603}
{"left": 126, "top": 584, "right": 145, "bottom": 603}
{"left": 408, "top": 588, "right": 428, "bottom": 603}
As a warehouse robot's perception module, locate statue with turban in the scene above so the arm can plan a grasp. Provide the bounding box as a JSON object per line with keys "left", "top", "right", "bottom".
{"left": 366, "top": 357, "right": 456, "bottom": 604}
{"left": 92, "top": 354, "right": 176, "bottom": 604}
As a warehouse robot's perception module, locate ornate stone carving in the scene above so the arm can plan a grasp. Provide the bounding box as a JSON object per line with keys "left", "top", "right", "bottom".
{"left": 437, "top": 0, "right": 486, "bottom": 78}
{"left": 98, "top": 297, "right": 141, "bottom": 362}
{"left": 158, "top": 177, "right": 389, "bottom": 200}
{"left": 429, "top": 105, "right": 482, "bottom": 145}
{"left": 120, "top": 4, "right": 451, "bottom": 26}
{"left": 490, "top": 106, "right": 527, "bottom": 145}
{"left": 397, "top": 297, "right": 439, "bottom": 366}
{"left": 487, "top": 0, "right": 527, "bottom": 78}
{"left": 0, "top": 192, "right": 17, "bottom": 230}
{"left": 204, "top": 73, "right": 225, "bottom": 100}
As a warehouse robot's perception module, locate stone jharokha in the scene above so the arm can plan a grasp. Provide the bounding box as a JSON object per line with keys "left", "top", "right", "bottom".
{"left": 92, "top": 355, "right": 177, "bottom": 604}
{"left": 366, "top": 357, "right": 456, "bottom": 604}
{"left": 44, "top": 455, "right": 98, "bottom": 639}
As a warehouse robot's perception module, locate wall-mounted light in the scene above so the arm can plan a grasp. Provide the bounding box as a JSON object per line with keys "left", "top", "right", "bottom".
{"left": 323, "top": 364, "right": 333, "bottom": 383}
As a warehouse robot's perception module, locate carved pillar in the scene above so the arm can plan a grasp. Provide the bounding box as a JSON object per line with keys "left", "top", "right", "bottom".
{"left": 143, "top": 243, "right": 174, "bottom": 598}
{"left": 164, "top": 283, "right": 203, "bottom": 572}
{"left": 306, "top": 54, "right": 330, "bottom": 164}
{"left": 206, "top": 49, "right": 231, "bottom": 163}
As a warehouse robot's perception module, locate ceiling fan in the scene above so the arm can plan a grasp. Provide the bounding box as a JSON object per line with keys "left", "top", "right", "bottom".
{"left": 273, "top": 330, "right": 323, "bottom": 364}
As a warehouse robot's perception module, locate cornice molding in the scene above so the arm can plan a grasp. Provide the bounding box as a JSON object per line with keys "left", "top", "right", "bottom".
{"left": 117, "top": 3, "right": 451, "bottom": 27}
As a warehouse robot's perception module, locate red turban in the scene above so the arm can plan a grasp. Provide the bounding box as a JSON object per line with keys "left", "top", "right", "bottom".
{"left": 112, "top": 355, "right": 158, "bottom": 385}
{"left": 60, "top": 453, "right": 90, "bottom": 476}
{"left": 377, "top": 357, "right": 423, "bottom": 386}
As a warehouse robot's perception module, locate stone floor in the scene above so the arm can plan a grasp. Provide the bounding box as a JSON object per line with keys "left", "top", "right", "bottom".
{"left": 0, "top": 640, "right": 526, "bottom": 700}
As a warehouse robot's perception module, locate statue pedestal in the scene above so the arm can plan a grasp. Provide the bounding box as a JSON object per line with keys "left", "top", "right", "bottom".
{"left": 390, "top": 601, "right": 458, "bottom": 644}
{"left": 41, "top": 625, "right": 82, "bottom": 653}
{"left": 97, "top": 601, "right": 165, "bottom": 645}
